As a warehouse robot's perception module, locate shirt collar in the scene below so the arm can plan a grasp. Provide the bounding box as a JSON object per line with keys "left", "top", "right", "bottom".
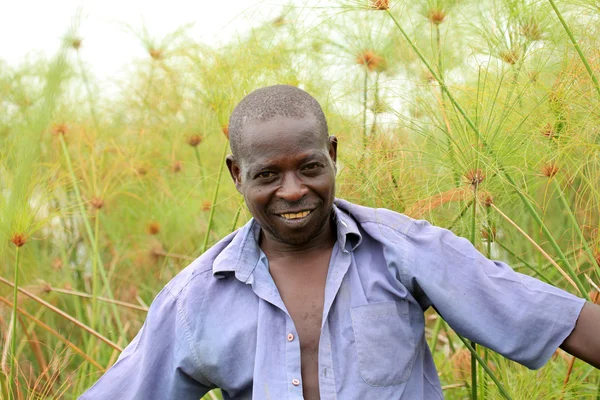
{"left": 212, "top": 199, "right": 362, "bottom": 281}
{"left": 332, "top": 201, "right": 362, "bottom": 252}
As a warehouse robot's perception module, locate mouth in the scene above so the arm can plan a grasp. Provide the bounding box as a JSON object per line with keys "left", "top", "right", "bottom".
{"left": 278, "top": 210, "right": 312, "bottom": 220}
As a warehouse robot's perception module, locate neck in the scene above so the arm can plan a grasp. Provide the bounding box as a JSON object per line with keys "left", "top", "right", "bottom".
{"left": 260, "top": 217, "right": 336, "bottom": 260}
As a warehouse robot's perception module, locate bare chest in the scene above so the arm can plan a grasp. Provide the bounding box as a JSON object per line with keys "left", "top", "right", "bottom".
{"left": 269, "top": 257, "right": 330, "bottom": 400}
{"left": 285, "top": 284, "right": 325, "bottom": 356}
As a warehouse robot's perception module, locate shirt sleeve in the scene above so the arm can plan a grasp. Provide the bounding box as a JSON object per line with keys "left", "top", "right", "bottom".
{"left": 403, "top": 218, "right": 586, "bottom": 370}
{"left": 78, "top": 287, "right": 212, "bottom": 399}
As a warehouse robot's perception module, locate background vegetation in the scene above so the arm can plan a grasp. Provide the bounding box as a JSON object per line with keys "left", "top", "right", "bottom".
{"left": 1, "top": 0, "right": 600, "bottom": 398}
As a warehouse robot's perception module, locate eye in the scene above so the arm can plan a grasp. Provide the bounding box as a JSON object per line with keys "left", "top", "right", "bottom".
{"left": 256, "top": 171, "right": 276, "bottom": 179}
{"left": 302, "top": 162, "right": 322, "bottom": 171}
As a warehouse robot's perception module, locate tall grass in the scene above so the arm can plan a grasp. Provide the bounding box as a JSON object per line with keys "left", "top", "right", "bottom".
{"left": 1, "top": 1, "right": 599, "bottom": 398}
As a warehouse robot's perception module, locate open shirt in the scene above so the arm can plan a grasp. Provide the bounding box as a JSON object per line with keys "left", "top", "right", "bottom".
{"left": 80, "top": 199, "right": 585, "bottom": 399}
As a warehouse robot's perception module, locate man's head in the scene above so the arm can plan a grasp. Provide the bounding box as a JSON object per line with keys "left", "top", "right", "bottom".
{"left": 226, "top": 85, "right": 338, "bottom": 247}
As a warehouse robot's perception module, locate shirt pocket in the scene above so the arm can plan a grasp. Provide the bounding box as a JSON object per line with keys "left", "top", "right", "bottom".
{"left": 350, "top": 300, "right": 417, "bottom": 386}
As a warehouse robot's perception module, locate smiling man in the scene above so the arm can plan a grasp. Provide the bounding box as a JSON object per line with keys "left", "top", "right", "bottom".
{"left": 81, "top": 85, "right": 600, "bottom": 400}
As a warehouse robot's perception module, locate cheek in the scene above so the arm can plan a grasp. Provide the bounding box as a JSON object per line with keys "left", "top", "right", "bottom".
{"left": 313, "top": 175, "right": 335, "bottom": 198}
{"left": 244, "top": 187, "right": 271, "bottom": 211}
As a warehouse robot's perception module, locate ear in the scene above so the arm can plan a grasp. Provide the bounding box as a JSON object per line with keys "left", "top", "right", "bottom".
{"left": 328, "top": 135, "right": 338, "bottom": 165}
{"left": 226, "top": 155, "right": 243, "bottom": 194}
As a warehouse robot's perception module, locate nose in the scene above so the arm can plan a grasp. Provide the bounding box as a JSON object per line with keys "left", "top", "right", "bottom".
{"left": 276, "top": 172, "right": 309, "bottom": 202}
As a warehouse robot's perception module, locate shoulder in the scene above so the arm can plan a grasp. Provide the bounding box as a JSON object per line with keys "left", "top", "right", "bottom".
{"left": 335, "top": 198, "right": 415, "bottom": 238}
{"left": 334, "top": 198, "right": 471, "bottom": 255}
{"left": 162, "top": 229, "right": 239, "bottom": 300}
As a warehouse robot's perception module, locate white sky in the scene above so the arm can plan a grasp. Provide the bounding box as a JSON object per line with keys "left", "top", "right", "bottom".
{"left": 0, "top": 0, "right": 302, "bottom": 85}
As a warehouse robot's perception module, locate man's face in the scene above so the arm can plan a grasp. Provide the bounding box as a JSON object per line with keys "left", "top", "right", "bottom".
{"left": 226, "top": 115, "right": 337, "bottom": 246}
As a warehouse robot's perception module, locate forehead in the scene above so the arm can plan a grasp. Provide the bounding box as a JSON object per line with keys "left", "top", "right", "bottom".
{"left": 238, "top": 115, "right": 327, "bottom": 166}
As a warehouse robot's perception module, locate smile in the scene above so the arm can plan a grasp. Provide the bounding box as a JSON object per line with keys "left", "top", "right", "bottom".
{"left": 279, "top": 210, "right": 312, "bottom": 220}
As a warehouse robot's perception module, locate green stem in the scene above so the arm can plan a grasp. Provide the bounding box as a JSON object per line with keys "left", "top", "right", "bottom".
{"left": 482, "top": 207, "right": 492, "bottom": 400}
{"left": 470, "top": 190, "right": 478, "bottom": 400}
{"left": 457, "top": 335, "right": 513, "bottom": 400}
{"left": 386, "top": 13, "right": 481, "bottom": 145}
{"left": 372, "top": 71, "right": 380, "bottom": 135}
{"left": 489, "top": 54, "right": 526, "bottom": 146}
{"left": 362, "top": 68, "right": 369, "bottom": 151}
{"left": 194, "top": 146, "right": 204, "bottom": 184}
{"left": 202, "top": 139, "right": 229, "bottom": 253}
{"left": 8, "top": 246, "right": 20, "bottom": 400}
{"left": 435, "top": 24, "right": 443, "bottom": 78}
{"left": 481, "top": 349, "right": 488, "bottom": 400}
{"left": 76, "top": 51, "right": 100, "bottom": 132}
{"left": 441, "top": 321, "right": 456, "bottom": 353}
{"left": 553, "top": 178, "right": 600, "bottom": 283}
{"left": 503, "top": 173, "right": 588, "bottom": 298}
{"left": 385, "top": 10, "right": 589, "bottom": 301}
{"left": 135, "top": 61, "right": 157, "bottom": 160}
{"left": 91, "top": 210, "right": 100, "bottom": 330}
{"left": 82, "top": 214, "right": 100, "bottom": 383}
{"left": 447, "top": 200, "right": 474, "bottom": 230}
{"left": 231, "top": 202, "right": 243, "bottom": 233}
{"left": 547, "top": 0, "right": 600, "bottom": 99}
{"left": 429, "top": 315, "right": 443, "bottom": 352}
{"left": 470, "top": 192, "right": 478, "bottom": 243}
{"left": 58, "top": 135, "right": 124, "bottom": 335}
{"left": 485, "top": 208, "right": 492, "bottom": 258}
{"left": 142, "top": 62, "right": 156, "bottom": 123}
{"left": 496, "top": 241, "right": 552, "bottom": 284}
{"left": 434, "top": 23, "right": 460, "bottom": 188}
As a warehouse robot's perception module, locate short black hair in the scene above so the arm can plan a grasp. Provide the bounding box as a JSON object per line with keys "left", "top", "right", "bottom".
{"left": 228, "top": 85, "right": 329, "bottom": 159}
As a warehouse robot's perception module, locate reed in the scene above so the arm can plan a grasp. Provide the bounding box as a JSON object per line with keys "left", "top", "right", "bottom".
{"left": 547, "top": 0, "right": 600, "bottom": 99}
{"left": 0, "top": 296, "right": 105, "bottom": 372}
{"left": 202, "top": 137, "right": 230, "bottom": 253}
{"left": 7, "top": 243, "right": 22, "bottom": 400}
{"left": 0, "top": 276, "right": 122, "bottom": 352}
{"left": 552, "top": 178, "right": 600, "bottom": 282}
{"left": 188, "top": 134, "right": 205, "bottom": 183}
{"left": 469, "top": 181, "right": 478, "bottom": 400}
{"left": 43, "top": 285, "right": 149, "bottom": 312}
{"left": 384, "top": 9, "right": 590, "bottom": 301}
{"left": 57, "top": 134, "right": 125, "bottom": 334}
{"left": 458, "top": 335, "right": 513, "bottom": 400}
{"left": 2, "top": 2, "right": 599, "bottom": 397}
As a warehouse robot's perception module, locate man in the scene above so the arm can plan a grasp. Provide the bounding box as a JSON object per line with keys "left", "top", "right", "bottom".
{"left": 81, "top": 85, "right": 600, "bottom": 399}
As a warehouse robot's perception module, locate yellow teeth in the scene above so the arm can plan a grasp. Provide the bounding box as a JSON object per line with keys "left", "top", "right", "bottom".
{"left": 281, "top": 210, "right": 311, "bottom": 220}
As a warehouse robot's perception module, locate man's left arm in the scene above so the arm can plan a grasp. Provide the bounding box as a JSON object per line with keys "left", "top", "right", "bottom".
{"left": 560, "top": 302, "right": 600, "bottom": 368}
{"left": 401, "top": 218, "right": 593, "bottom": 370}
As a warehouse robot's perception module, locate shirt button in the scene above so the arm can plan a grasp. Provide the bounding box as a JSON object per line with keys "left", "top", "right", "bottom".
{"left": 287, "top": 333, "right": 294, "bottom": 342}
{"left": 292, "top": 379, "right": 300, "bottom": 386}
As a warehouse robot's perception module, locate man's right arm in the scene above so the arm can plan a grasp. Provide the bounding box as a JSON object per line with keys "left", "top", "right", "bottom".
{"left": 79, "top": 287, "right": 213, "bottom": 399}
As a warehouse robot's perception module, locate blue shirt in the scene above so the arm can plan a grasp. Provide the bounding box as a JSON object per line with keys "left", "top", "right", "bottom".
{"left": 80, "top": 199, "right": 585, "bottom": 399}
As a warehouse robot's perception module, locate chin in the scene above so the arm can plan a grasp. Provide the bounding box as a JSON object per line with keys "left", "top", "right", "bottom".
{"left": 269, "top": 215, "right": 330, "bottom": 246}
